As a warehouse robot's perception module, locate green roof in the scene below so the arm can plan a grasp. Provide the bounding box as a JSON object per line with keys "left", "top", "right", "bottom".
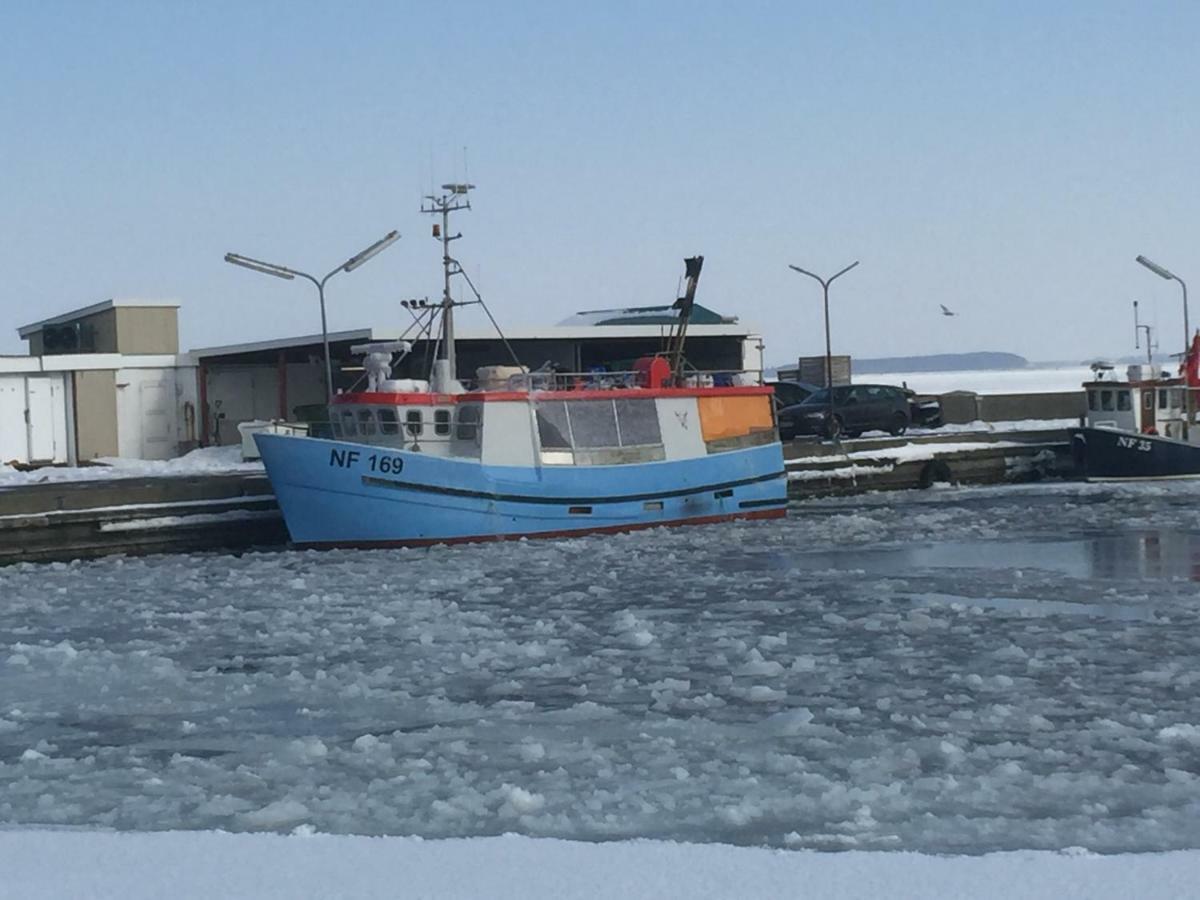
{"left": 559, "top": 304, "right": 735, "bottom": 326}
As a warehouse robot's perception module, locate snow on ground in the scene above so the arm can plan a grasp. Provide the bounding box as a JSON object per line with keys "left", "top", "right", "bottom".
{"left": 871, "top": 366, "right": 1093, "bottom": 396}
{"left": 0, "top": 446, "right": 261, "bottom": 486}
{"left": 912, "top": 417, "right": 1077, "bottom": 434}
{"left": 3, "top": 830, "right": 1198, "bottom": 900}
{"left": 5, "top": 481, "right": 1200, "bottom": 859}
{"left": 788, "top": 441, "right": 1029, "bottom": 472}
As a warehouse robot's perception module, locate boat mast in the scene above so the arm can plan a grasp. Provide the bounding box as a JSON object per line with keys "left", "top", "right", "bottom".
{"left": 667, "top": 256, "right": 704, "bottom": 383}
{"left": 1134, "top": 300, "right": 1155, "bottom": 368}
{"left": 422, "top": 183, "right": 474, "bottom": 392}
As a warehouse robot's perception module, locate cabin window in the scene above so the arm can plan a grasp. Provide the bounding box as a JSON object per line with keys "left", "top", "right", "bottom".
{"left": 1087, "top": 390, "right": 1097, "bottom": 412}
{"left": 339, "top": 409, "right": 358, "bottom": 436}
{"left": 434, "top": 409, "right": 451, "bottom": 436}
{"left": 456, "top": 404, "right": 481, "bottom": 441}
{"left": 1159, "top": 390, "right": 1169, "bottom": 410}
{"left": 1116, "top": 390, "right": 1131, "bottom": 411}
{"left": 614, "top": 399, "right": 661, "bottom": 446}
{"left": 356, "top": 408, "right": 378, "bottom": 436}
{"left": 536, "top": 402, "right": 572, "bottom": 449}
{"left": 1173, "top": 389, "right": 1185, "bottom": 408}
{"left": 567, "top": 400, "right": 619, "bottom": 448}
{"left": 1100, "top": 390, "right": 1114, "bottom": 411}
{"left": 378, "top": 408, "right": 399, "bottom": 435}
{"left": 405, "top": 409, "right": 423, "bottom": 436}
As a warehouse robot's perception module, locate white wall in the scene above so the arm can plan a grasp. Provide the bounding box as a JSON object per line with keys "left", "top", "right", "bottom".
{"left": 116, "top": 366, "right": 195, "bottom": 460}
{"left": 656, "top": 397, "right": 705, "bottom": 460}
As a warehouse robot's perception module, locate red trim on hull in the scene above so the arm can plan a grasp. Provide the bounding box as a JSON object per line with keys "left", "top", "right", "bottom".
{"left": 293, "top": 506, "right": 786, "bottom": 550}
{"left": 332, "top": 385, "right": 774, "bottom": 406}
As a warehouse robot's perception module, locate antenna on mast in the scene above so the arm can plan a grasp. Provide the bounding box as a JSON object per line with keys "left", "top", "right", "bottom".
{"left": 1134, "top": 299, "right": 1157, "bottom": 368}
{"left": 421, "top": 182, "right": 475, "bottom": 393}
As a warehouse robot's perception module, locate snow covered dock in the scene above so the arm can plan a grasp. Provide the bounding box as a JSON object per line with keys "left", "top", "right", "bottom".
{"left": 0, "top": 448, "right": 284, "bottom": 563}
{"left": 784, "top": 426, "right": 1072, "bottom": 497}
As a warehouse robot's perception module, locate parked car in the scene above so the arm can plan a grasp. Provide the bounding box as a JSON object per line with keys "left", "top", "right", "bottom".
{"left": 767, "top": 379, "right": 822, "bottom": 412}
{"left": 778, "top": 384, "right": 912, "bottom": 439}
{"left": 905, "top": 390, "right": 944, "bottom": 428}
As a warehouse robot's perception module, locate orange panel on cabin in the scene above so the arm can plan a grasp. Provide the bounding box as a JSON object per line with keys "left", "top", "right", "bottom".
{"left": 697, "top": 395, "right": 773, "bottom": 441}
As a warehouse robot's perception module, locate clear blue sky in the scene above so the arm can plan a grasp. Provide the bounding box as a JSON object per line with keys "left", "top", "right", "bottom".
{"left": 3, "top": 1, "right": 1199, "bottom": 365}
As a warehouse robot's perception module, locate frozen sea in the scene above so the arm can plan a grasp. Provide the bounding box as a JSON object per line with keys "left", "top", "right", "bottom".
{"left": 4, "top": 480, "right": 1200, "bottom": 856}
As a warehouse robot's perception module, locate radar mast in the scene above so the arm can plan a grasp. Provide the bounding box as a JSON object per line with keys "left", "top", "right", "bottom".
{"left": 421, "top": 182, "right": 474, "bottom": 392}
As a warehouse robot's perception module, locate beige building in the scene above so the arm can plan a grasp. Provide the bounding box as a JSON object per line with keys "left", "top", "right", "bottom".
{"left": 2, "top": 300, "right": 197, "bottom": 466}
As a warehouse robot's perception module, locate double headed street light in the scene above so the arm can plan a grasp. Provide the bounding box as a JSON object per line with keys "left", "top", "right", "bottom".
{"left": 1136, "top": 254, "right": 1189, "bottom": 354}
{"left": 225, "top": 230, "right": 400, "bottom": 404}
{"left": 788, "top": 260, "right": 860, "bottom": 438}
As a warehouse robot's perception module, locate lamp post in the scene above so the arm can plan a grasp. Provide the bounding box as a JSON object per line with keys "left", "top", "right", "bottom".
{"left": 1136, "top": 254, "right": 1189, "bottom": 354}
{"left": 788, "top": 260, "right": 859, "bottom": 438}
{"left": 225, "top": 231, "right": 400, "bottom": 404}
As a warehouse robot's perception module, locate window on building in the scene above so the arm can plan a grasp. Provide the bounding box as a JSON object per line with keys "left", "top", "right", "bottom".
{"left": 405, "top": 409, "right": 423, "bottom": 436}
{"left": 434, "top": 409, "right": 451, "bottom": 436}
{"left": 1117, "top": 391, "right": 1132, "bottom": 411}
{"left": 378, "top": 408, "right": 399, "bottom": 435}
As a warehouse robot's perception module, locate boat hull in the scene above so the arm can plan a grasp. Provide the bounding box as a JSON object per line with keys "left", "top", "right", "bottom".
{"left": 254, "top": 433, "right": 788, "bottom": 547}
{"left": 1071, "top": 426, "right": 1200, "bottom": 481}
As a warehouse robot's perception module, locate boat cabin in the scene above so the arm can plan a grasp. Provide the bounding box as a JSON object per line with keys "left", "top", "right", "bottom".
{"left": 1083, "top": 364, "right": 1194, "bottom": 440}
{"left": 328, "top": 362, "right": 776, "bottom": 468}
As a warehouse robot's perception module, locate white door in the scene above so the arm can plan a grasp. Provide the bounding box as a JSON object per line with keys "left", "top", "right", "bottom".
{"left": 139, "top": 380, "right": 172, "bottom": 459}
{"left": 26, "top": 377, "right": 57, "bottom": 462}
{"left": 0, "top": 376, "right": 27, "bottom": 463}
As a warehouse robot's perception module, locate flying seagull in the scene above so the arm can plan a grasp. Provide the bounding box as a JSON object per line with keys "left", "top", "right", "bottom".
{"left": 940, "top": 304, "right": 957, "bottom": 317}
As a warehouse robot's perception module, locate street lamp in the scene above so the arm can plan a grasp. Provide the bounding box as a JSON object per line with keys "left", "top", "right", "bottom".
{"left": 1136, "top": 254, "right": 1189, "bottom": 353}
{"left": 225, "top": 230, "right": 400, "bottom": 404}
{"left": 788, "top": 260, "right": 859, "bottom": 438}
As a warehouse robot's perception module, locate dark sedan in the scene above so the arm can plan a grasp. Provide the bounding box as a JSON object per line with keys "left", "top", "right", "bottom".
{"left": 779, "top": 384, "right": 912, "bottom": 439}
{"left": 767, "top": 379, "right": 822, "bottom": 412}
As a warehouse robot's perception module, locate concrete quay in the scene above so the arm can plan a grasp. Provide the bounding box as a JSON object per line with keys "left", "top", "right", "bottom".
{"left": 784, "top": 428, "right": 1073, "bottom": 498}
{"left": 0, "top": 473, "right": 285, "bottom": 564}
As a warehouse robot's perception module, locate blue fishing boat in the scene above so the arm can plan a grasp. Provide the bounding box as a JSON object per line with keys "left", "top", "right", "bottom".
{"left": 254, "top": 184, "right": 787, "bottom": 547}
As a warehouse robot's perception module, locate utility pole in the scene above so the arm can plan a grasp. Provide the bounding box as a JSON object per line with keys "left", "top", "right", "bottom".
{"left": 787, "top": 260, "right": 859, "bottom": 438}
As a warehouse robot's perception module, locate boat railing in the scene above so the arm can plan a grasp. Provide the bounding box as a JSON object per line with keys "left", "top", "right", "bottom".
{"left": 495, "top": 367, "right": 765, "bottom": 393}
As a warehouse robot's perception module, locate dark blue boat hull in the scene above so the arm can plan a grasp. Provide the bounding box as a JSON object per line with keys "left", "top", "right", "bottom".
{"left": 1071, "top": 427, "right": 1200, "bottom": 480}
